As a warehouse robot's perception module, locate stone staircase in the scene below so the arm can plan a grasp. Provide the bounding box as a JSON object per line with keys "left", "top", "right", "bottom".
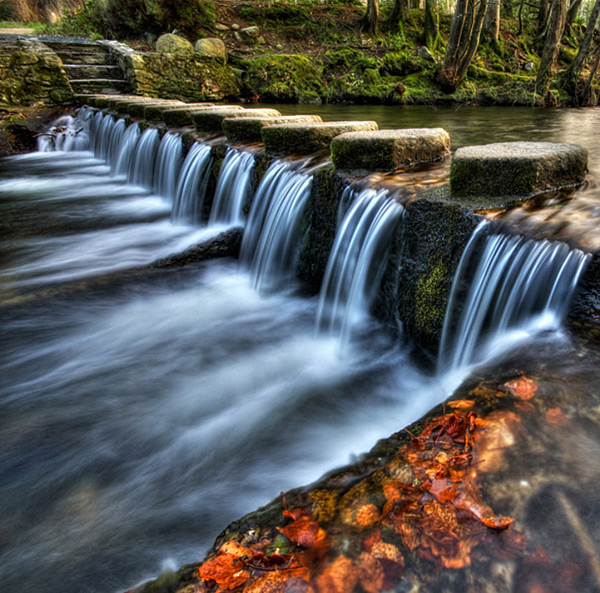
{"left": 44, "top": 40, "right": 130, "bottom": 95}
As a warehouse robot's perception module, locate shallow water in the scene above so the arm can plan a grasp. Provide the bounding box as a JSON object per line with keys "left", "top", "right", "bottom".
{"left": 0, "top": 107, "right": 599, "bottom": 593}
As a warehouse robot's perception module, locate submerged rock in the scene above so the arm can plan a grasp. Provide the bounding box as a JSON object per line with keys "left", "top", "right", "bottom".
{"left": 450, "top": 141, "right": 588, "bottom": 206}
{"left": 331, "top": 128, "right": 450, "bottom": 171}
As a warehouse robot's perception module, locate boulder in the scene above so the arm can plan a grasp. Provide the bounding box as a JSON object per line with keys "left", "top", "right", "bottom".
{"left": 262, "top": 121, "right": 379, "bottom": 156}
{"left": 155, "top": 34, "right": 194, "bottom": 55}
{"left": 331, "top": 128, "right": 450, "bottom": 171}
{"left": 241, "top": 26, "right": 260, "bottom": 40}
{"left": 192, "top": 108, "right": 281, "bottom": 134}
{"left": 195, "top": 38, "right": 228, "bottom": 64}
{"left": 161, "top": 104, "right": 243, "bottom": 127}
{"left": 223, "top": 114, "right": 324, "bottom": 143}
{"left": 450, "top": 141, "right": 588, "bottom": 206}
{"left": 417, "top": 46, "right": 436, "bottom": 62}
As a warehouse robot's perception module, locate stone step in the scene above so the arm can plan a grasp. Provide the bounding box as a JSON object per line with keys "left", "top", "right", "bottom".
{"left": 223, "top": 114, "right": 324, "bottom": 144}
{"left": 70, "top": 78, "right": 131, "bottom": 94}
{"left": 62, "top": 64, "right": 123, "bottom": 81}
{"left": 56, "top": 50, "right": 114, "bottom": 66}
{"left": 192, "top": 108, "right": 282, "bottom": 135}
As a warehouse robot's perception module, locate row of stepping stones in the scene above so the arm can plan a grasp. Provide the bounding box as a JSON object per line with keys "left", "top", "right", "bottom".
{"left": 75, "top": 94, "right": 588, "bottom": 205}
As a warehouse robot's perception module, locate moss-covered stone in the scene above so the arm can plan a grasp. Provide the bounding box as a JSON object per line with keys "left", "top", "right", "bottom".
{"left": 262, "top": 121, "right": 378, "bottom": 156}
{"left": 331, "top": 128, "right": 450, "bottom": 171}
{"left": 192, "top": 107, "right": 281, "bottom": 135}
{"left": 244, "top": 54, "right": 325, "bottom": 103}
{"left": 161, "top": 104, "right": 240, "bottom": 127}
{"left": 142, "top": 101, "right": 201, "bottom": 122}
{"left": 450, "top": 141, "right": 588, "bottom": 206}
{"left": 125, "top": 100, "right": 183, "bottom": 118}
{"left": 222, "top": 114, "right": 323, "bottom": 144}
{"left": 194, "top": 38, "right": 227, "bottom": 64}
{"left": 155, "top": 34, "right": 194, "bottom": 55}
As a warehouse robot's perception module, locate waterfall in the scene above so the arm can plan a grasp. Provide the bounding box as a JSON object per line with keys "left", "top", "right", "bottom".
{"left": 111, "top": 122, "right": 140, "bottom": 177}
{"left": 208, "top": 148, "right": 255, "bottom": 226}
{"left": 316, "top": 187, "right": 403, "bottom": 341}
{"left": 127, "top": 128, "right": 160, "bottom": 189}
{"left": 106, "top": 118, "right": 127, "bottom": 167}
{"left": 38, "top": 114, "right": 90, "bottom": 152}
{"left": 172, "top": 142, "right": 213, "bottom": 223}
{"left": 153, "top": 132, "right": 184, "bottom": 200}
{"left": 240, "top": 160, "right": 312, "bottom": 292}
{"left": 438, "top": 221, "right": 591, "bottom": 372}
{"left": 96, "top": 112, "right": 117, "bottom": 161}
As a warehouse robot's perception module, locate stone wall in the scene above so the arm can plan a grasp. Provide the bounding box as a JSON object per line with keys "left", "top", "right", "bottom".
{"left": 0, "top": 36, "right": 73, "bottom": 106}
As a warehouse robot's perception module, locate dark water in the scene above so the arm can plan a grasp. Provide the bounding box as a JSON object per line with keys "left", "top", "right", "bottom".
{"left": 0, "top": 106, "right": 599, "bottom": 593}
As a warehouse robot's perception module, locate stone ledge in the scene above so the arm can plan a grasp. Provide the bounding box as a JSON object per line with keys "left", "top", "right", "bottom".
{"left": 223, "top": 114, "right": 324, "bottom": 143}
{"left": 262, "top": 121, "right": 379, "bottom": 156}
{"left": 126, "top": 100, "right": 183, "bottom": 118}
{"left": 192, "top": 108, "right": 281, "bottom": 134}
{"left": 162, "top": 104, "right": 244, "bottom": 127}
{"left": 143, "top": 101, "right": 214, "bottom": 122}
{"left": 450, "top": 141, "right": 588, "bottom": 205}
{"left": 331, "top": 128, "right": 450, "bottom": 171}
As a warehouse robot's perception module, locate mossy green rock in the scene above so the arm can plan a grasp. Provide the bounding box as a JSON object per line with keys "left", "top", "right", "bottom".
{"left": 194, "top": 38, "right": 227, "bottom": 64}
{"left": 192, "top": 108, "right": 281, "bottom": 134}
{"left": 450, "top": 142, "right": 588, "bottom": 206}
{"left": 263, "top": 121, "right": 378, "bottom": 156}
{"left": 156, "top": 34, "right": 194, "bottom": 56}
{"left": 161, "top": 104, "right": 240, "bottom": 127}
{"left": 143, "top": 101, "right": 200, "bottom": 122}
{"left": 223, "top": 114, "right": 323, "bottom": 144}
{"left": 125, "top": 100, "right": 183, "bottom": 118}
{"left": 331, "top": 128, "right": 450, "bottom": 171}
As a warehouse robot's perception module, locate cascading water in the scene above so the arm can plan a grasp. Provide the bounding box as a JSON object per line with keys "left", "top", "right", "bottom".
{"left": 153, "top": 132, "right": 184, "bottom": 201}
{"left": 239, "top": 159, "right": 313, "bottom": 292}
{"left": 111, "top": 122, "right": 140, "bottom": 177}
{"left": 172, "top": 142, "right": 213, "bottom": 223}
{"left": 208, "top": 148, "right": 255, "bottom": 226}
{"left": 316, "top": 187, "right": 403, "bottom": 342}
{"left": 38, "top": 113, "right": 90, "bottom": 153}
{"left": 127, "top": 127, "right": 160, "bottom": 189}
{"left": 437, "top": 221, "right": 591, "bottom": 372}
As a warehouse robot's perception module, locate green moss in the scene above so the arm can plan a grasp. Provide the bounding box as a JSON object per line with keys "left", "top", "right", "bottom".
{"left": 415, "top": 261, "right": 447, "bottom": 335}
{"left": 245, "top": 54, "right": 325, "bottom": 102}
{"left": 323, "top": 48, "right": 379, "bottom": 74}
{"left": 380, "top": 50, "right": 428, "bottom": 76}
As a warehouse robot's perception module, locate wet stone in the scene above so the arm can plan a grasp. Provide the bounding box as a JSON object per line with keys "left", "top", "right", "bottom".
{"left": 331, "top": 128, "right": 450, "bottom": 171}
{"left": 192, "top": 108, "right": 281, "bottom": 135}
{"left": 450, "top": 141, "right": 589, "bottom": 205}
{"left": 159, "top": 104, "right": 242, "bottom": 127}
{"left": 143, "top": 101, "right": 202, "bottom": 122}
{"left": 262, "top": 121, "right": 379, "bottom": 156}
{"left": 223, "top": 114, "right": 323, "bottom": 144}
{"left": 125, "top": 100, "right": 183, "bottom": 118}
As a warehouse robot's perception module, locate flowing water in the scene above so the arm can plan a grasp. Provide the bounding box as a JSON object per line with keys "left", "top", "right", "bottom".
{"left": 1, "top": 106, "right": 599, "bottom": 593}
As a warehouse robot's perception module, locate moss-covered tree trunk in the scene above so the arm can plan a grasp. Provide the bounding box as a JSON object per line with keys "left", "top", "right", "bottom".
{"left": 538, "top": 0, "right": 549, "bottom": 32}
{"left": 361, "top": 0, "right": 380, "bottom": 34}
{"left": 535, "top": 0, "right": 569, "bottom": 98}
{"left": 388, "top": 0, "right": 409, "bottom": 28}
{"left": 438, "top": 0, "right": 490, "bottom": 92}
{"left": 565, "top": 0, "right": 583, "bottom": 32}
{"left": 565, "top": 0, "right": 600, "bottom": 99}
{"left": 484, "top": 0, "right": 501, "bottom": 52}
{"left": 424, "top": 0, "right": 441, "bottom": 50}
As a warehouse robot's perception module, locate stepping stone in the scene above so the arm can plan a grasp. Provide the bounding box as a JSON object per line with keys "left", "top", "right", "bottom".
{"left": 450, "top": 141, "right": 588, "bottom": 204}
{"left": 125, "top": 100, "right": 183, "bottom": 118}
{"left": 192, "top": 108, "right": 282, "bottom": 135}
{"left": 161, "top": 104, "right": 243, "bottom": 127}
{"left": 108, "top": 96, "right": 164, "bottom": 112}
{"left": 73, "top": 93, "right": 112, "bottom": 107}
{"left": 143, "top": 102, "right": 213, "bottom": 122}
{"left": 262, "top": 121, "right": 378, "bottom": 155}
{"left": 331, "top": 128, "right": 450, "bottom": 171}
{"left": 223, "top": 114, "right": 324, "bottom": 143}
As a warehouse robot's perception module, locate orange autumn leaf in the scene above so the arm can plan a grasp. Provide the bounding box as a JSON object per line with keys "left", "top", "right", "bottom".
{"left": 503, "top": 376, "right": 538, "bottom": 400}
{"left": 447, "top": 399, "right": 475, "bottom": 410}
{"left": 278, "top": 516, "right": 320, "bottom": 548}
{"left": 514, "top": 400, "right": 536, "bottom": 413}
{"left": 198, "top": 553, "right": 250, "bottom": 590}
{"left": 220, "top": 541, "right": 254, "bottom": 558}
{"left": 545, "top": 406, "right": 566, "bottom": 425}
{"left": 245, "top": 568, "right": 310, "bottom": 593}
{"left": 357, "top": 552, "right": 384, "bottom": 593}
{"left": 314, "top": 555, "right": 358, "bottom": 593}
{"left": 356, "top": 504, "right": 380, "bottom": 528}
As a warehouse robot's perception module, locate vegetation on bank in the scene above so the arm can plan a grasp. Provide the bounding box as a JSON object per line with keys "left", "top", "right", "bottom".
{"left": 2, "top": 0, "right": 600, "bottom": 106}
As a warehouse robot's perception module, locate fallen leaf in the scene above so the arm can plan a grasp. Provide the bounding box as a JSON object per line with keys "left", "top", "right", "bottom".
{"left": 448, "top": 399, "right": 475, "bottom": 410}
{"left": 314, "top": 555, "right": 358, "bottom": 593}
{"left": 198, "top": 553, "right": 250, "bottom": 590}
{"left": 279, "top": 516, "right": 320, "bottom": 548}
{"left": 245, "top": 568, "right": 309, "bottom": 593}
{"left": 356, "top": 504, "right": 380, "bottom": 528}
{"left": 545, "top": 407, "right": 566, "bottom": 425}
{"left": 357, "top": 552, "right": 384, "bottom": 593}
{"left": 503, "top": 376, "right": 538, "bottom": 400}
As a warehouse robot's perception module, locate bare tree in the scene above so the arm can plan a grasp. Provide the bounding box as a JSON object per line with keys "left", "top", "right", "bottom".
{"left": 535, "top": 0, "right": 569, "bottom": 97}
{"left": 438, "top": 0, "right": 490, "bottom": 92}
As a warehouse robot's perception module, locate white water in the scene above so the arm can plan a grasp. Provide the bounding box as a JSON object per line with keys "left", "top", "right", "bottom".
{"left": 438, "top": 221, "right": 591, "bottom": 372}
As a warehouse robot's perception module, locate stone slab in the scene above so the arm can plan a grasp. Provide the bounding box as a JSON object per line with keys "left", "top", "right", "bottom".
{"left": 106, "top": 95, "right": 157, "bottom": 110}
{"left": 125, "top": 100, "right": 183, "bottom": 118}
{"left": 450, "top": 141, "right": 588, "bottom": 205}
{"left": 143, "top": 101, "right": 213, "bottom": 122}
{"left": 331, "top": 128, "right": 451, "bottom": 171}
{"left": 192, "top": 108, "right": 282, "bottom": 134}
{"left": 161, "top": 104, "right": 243, "bottom": 127}
{"left": 223, "top": 114, "right": 324, "bottom": 143}
{"left": 262, "top": 121, "right": 379, "bottom": 155}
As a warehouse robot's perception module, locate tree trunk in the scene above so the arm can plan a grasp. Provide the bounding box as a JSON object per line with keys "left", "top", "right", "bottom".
{"left": 535, "top": 0, "right": 569, "bottom": 97}
{"left": 388, "top": 0, "right": 409, "bottom": 28}
{"left": 581, "top": 44, "right": 600, "bottom": 104}
{"left": 565, "top": 0, "right": 583, "bottom": 32}
{"left": 424, "top": 0, "right": 440, "bottom": 50}
{"left": 538, "top": 0, "right": 549, "bottom": 34}
{"left": 361, "top": 0, "right": 380, "bottom": 34}
{"left": 565, "top": 0, "right": 600, "bottom": 93}
{"left": 484, "top": 0, "right": 501, "bottom": 52}
{"left": 438, "top": 0, "right": 490, "bottom": 92}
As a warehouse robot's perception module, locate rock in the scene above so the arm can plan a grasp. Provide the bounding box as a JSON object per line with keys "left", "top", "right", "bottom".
{"left": 524, "top": 61, "right": 534, "bottom": 72}
{"left": 231, "top": 23, "right": 240, "bottom": 31}
{"left": 194, "top": 38, "right": 228, "bottom": 64}
{"left": 126, "top": 100, "right": 183, "bottom": 118}
{"left": 192, "top": 108, "right": 281, "bottom": 134}
{"left": 241, "top": 26, "right": 260, "bottom": 40}
{"left": 234, "top": 32, "right": 243, "bottom": 44}
{"left": 162, "top": 104, "right": 242, "bottom": 127}
{"left": 223, "top": 114, "right": 324, "bottom": 143}
{"left": 214, "top": 23, "right": 229, "bottom": 32}
{"left": 331, "top": 128, "right": 450, "bottom": 171}
{"left": 450, "top": 141, "right": 588, "bottom": 206}
{"left": 155, "top": 34, "right": 194, "bottom": 55}
{"left": 275, "top": 44, "right": 284, "bottom": 50}
{"left": 417, "top": 46, "right": 436, "bottom": 62}
{"left": 262, "top": 121, "right": 379, "bottom": 156}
